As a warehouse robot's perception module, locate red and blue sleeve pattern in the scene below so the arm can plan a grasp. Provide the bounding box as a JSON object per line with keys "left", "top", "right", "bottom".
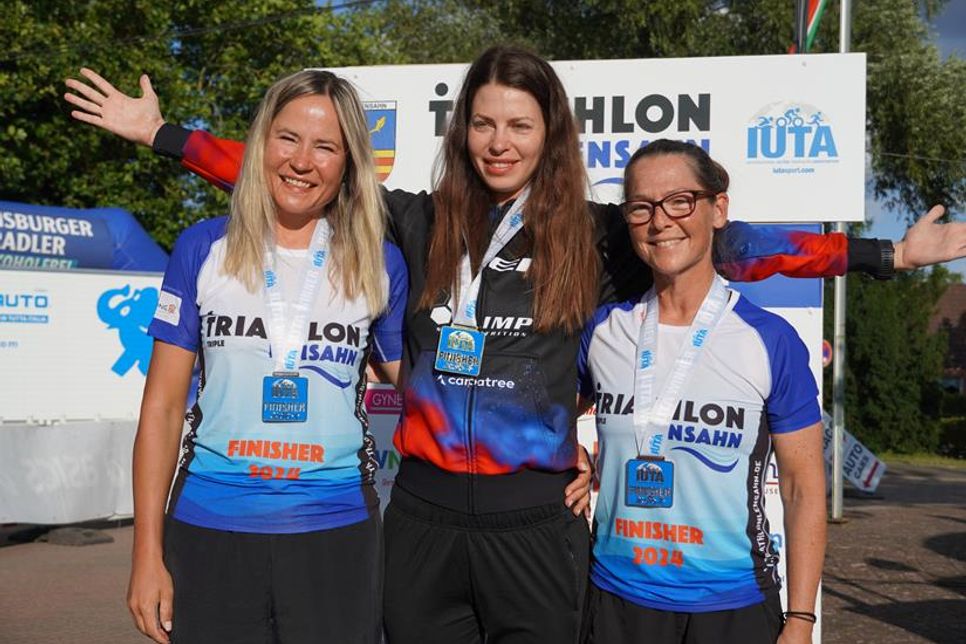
{"left": 713, "top": 220, "right": 848, "bottom": 282}
{"left": 153, "top": 124, "right": 243, "bottom": 193}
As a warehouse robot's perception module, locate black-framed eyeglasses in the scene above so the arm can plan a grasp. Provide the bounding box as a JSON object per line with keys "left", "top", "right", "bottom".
{"left": 620, "top": 190, "right": 718, "bottom": 225}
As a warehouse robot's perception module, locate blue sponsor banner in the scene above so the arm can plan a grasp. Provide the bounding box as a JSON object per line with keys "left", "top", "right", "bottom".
{"left": 727, "top": 224, "right": 822, "bottom": 309}
{"left": 0, "top": 201, "right": 167, "bottom": 272}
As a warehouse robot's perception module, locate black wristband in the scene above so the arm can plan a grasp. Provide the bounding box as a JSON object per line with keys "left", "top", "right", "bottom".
{"left": 783, "top": 611, "right": 817, "bottom": 624}
{"left": 151, "top": 123, "right": 191, "bottom": 159}
{"left": 846, "top": 238, "right": 895, "bottom": 280}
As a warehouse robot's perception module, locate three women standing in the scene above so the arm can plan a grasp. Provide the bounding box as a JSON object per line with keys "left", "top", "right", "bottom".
{"left": 67, "top": 44, "right": 956, "bottom": 644}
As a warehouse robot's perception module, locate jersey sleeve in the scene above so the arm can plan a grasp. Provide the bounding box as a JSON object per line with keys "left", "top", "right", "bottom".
{"left": 370, "top": 241, "right": 408, "bottom": 363}
{"left": 713, "top": 221, "right": 849, "bottom": 281}
{"left": 760, "top": 316, "right": 821, "bottom": 434}
{"left": 153, "top": 124, "right": 243, "bottom": 193}
{"left": 147, "top": 225, "right": 208, "bottom": 352}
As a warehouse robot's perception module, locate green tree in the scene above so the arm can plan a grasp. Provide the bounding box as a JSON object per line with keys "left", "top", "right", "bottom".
{"left": 824, "top": 268, "right": 953, "bottom": 453}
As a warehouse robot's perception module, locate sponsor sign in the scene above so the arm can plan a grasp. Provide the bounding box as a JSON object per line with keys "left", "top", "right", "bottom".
{"left": 822, "top": 411, "right": 886, "bottom": 493}
{"left": 0, "top": 268, "right": 161, "bottom": 423}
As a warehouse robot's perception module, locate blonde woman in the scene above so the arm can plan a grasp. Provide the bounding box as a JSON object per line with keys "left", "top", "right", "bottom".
{"left": 127, "top": 70, "right": 407, "bottom": 644}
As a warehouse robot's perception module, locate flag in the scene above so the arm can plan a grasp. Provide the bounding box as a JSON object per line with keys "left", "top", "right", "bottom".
{"left": 789, "top": 0, "right": 830, "bottom": 53}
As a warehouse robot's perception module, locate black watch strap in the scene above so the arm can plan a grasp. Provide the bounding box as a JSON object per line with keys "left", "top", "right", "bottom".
{"left": 876, "top": 239, "right": 896, "bottom": 280}
{"left": 847, "top": 238, "right": 895, "bottom": 280}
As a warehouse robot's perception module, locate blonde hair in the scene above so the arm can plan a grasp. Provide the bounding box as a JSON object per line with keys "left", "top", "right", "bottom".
{"left": 224, "top": 70, "right": 387, "bottom": 315}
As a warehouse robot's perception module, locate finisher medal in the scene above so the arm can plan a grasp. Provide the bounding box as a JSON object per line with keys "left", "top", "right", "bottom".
{"left": 435, "top": 325, "right": 486, "bottom": 376}
{"left": 625, "top": 456, "right": 675, "bottom": 508}
{"left": 262, "top": 372, "right": 309, "bottom": 423}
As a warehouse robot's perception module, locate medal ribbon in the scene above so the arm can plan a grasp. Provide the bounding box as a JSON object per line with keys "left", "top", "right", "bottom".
{"left": 449, "top": 186, "right": 530, "bottom": 328}
{"left": 633, "top": 275, "right": 731, "bottom": 457}
{"left": 262, "top": 218, "right": 332, "bottom": 373}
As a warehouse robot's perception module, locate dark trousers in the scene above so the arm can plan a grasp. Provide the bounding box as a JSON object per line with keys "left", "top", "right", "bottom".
{"left": 581, "top": 582, "right": 785, "bottom": 644}
{"left": 163, "top": 514, "right": 383, "bottom": 644}
{"left": 383, "top": 485, "right": 590, "bottom": 644}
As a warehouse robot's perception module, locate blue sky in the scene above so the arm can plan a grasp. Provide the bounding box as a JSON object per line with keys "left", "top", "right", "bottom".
{"left": 865, "top": 2, "right": 966, "bottom": 277}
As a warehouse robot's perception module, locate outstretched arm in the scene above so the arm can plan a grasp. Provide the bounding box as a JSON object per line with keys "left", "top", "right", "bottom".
{"left": 64, "top": 69, "right": 245, "bottom": 192}
{"left": 714, "top": 205, "right": 958, "bottom": 282}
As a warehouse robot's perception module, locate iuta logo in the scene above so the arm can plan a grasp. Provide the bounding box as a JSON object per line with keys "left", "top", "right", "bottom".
{"left": 746, "top": 103, "right": 838, "bottom": 162}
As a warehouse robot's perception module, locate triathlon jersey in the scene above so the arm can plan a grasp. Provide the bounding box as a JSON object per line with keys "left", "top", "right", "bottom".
{"left": 577, "top": 292, "right": 820, "bottom": 612}
{"left": 148, "top": 217, "right": 408, "bottom": 533}
{"left": 154, "top": 124, "right": 881, "bottom": 514}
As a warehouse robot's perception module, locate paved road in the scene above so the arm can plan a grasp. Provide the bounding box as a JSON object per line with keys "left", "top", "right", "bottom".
{"left": 821, "top": 463, "right": 966, "bottom": 643}
{"left": 1, "top": 463, "right": 964, "bottom": 643}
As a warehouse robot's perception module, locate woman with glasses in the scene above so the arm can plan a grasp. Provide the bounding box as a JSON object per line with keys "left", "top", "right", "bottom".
{"left": 66, "top": 45, "right": 955, "bottom": 644}
{"left": 578, "top": 140, "right": 823, "bottom": 644}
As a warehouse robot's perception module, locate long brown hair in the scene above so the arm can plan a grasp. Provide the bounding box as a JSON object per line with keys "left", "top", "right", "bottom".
{"left": 420, "top": 45, "right": 599, "bottom": 334}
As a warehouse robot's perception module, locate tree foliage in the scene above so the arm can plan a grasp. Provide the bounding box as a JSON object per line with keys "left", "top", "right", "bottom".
{"left": 0, "top": 0, "right": 508, "bottom": 247}
{"left": 824, "top": 268, "right": 953, "bottom": 453}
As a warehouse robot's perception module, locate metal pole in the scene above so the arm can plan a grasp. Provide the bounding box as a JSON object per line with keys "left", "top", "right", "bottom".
{"left": 831, "top": 0, "right": 852, "bottom": 522}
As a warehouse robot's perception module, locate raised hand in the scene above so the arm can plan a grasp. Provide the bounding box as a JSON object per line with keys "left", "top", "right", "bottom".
{"left": 64, "top": 68, "right": 165, "bottom": 148}
{"left": 894, "top": 205, "right": 966, "bottom": 270}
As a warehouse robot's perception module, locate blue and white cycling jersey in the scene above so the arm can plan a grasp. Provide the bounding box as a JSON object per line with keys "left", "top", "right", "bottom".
{"left": 149, "top": 217, "right": 407, "bottom": 534}
{"left": 577, "top": 291, "right": 820, "bottom": 612}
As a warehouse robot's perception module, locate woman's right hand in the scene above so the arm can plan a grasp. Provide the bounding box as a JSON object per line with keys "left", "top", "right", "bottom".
{"left": 127, "top": 553, "right": 174, "bottom": 643}
{"left": 64, "top": 69, "right": 165, "bottom": 148}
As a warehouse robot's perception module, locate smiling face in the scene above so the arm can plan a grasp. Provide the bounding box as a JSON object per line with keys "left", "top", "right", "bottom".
{"left": 624, "top": 154, "right": 728, "bottom": 282}
{"left": 467, "top": 83, "right": 546, "bottom": 203}
{"left": 264, "top": 94, "right": 347, "bottom": 225}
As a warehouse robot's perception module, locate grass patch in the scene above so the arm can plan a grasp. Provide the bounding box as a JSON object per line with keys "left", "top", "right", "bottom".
{"left": 880, "top": 451, "right": 966, "bottom": 469}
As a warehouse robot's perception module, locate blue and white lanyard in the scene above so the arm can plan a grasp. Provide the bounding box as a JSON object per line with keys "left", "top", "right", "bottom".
{"left": 633, "top": 275, "right": 731, "bottom": 457}
{"left": 262, "top": 218, "right": 332, "bottom": 373}
{"left": 448, "top": 186, "right": 530, "bottom": 328}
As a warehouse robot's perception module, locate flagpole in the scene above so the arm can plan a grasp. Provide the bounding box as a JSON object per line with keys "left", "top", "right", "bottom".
{"left": 830, "top": 0, "right": 851, "bottom": 523}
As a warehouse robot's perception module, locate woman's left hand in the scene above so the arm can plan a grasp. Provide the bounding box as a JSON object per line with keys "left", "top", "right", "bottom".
{"left": 894, "top": 205, "right": 966, "bottom": 269}
{"left": 564, "top": 445, "right": 593, "bottom": 518}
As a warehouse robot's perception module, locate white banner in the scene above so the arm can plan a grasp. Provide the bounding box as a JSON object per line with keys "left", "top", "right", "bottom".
{"left": 0, "top": 268, "right": 162, "bottom": 423}
{"left": 0, "top": 420, "right": 135, "bottom": 523}
{"left": 332, "top": 53, "right": 866, "bottom": 222}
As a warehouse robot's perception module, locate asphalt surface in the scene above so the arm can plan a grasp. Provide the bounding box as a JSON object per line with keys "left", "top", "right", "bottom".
{"left": 0, "top": 462, "right": 963, "bottom": 644}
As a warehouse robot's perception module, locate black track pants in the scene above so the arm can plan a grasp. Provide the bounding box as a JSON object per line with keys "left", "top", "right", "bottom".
{"left": 581, "top": 583, "right": 785, "bottom": 644}
{"left": 163, "top": 514, "right": 383, "bottom": 644}
{"left": 383, "top": 485, "right": 590, "bottom": 644}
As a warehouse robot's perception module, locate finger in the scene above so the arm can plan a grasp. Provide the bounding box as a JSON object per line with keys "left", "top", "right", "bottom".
{"left": 159, "top": 589, "right": 173, "bottom": 634}
{"left": 130, "top": 603, "right": 146, "bottom": 635}
{"left": 64, "top": 77, "right": 107, "bottom": 103}
{"left": 139, "top": 602, "right": 167, "bottom": 643}
{"left": 69, "top": 110, "right": 103, "bottom": 126}
{"left": 921, "top": 204, "right": 946, "bottom": 224}
{"left": 79, "top": 67, "right": 117, "bottom": 96}
{"left": 574, "top": 495, "right": 590, "bottom": 517}
{"left": 140, "top": 73, "right": 157, "bottom": 98}
{"left": 564, "top": 489, "right": 583, "bottom": 508}
{"left": 63, "top": 92, "right": 102, "bottom": 115}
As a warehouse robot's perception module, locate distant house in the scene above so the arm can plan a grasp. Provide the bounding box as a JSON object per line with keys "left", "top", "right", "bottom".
{"left": 930, "top": 284, "right": 966, "bottom": 394}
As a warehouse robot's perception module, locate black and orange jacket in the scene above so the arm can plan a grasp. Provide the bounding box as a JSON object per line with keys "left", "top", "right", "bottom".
{"left": 155, "top": 124, "right": 884, "bottom": 513}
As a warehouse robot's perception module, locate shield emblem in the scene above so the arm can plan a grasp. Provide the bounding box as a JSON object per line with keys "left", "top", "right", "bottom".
{"left": 364, "top": 101, "right": 397, "bottom": 183}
